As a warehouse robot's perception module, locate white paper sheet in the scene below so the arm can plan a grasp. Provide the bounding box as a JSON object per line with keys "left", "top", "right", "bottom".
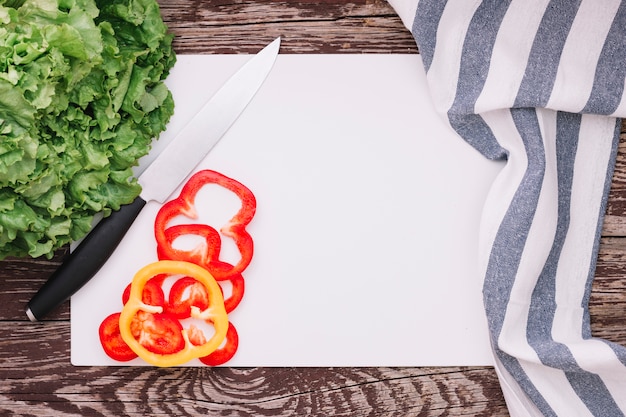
{"left": 71, "top": 54, "right": 503, "bottom": 367}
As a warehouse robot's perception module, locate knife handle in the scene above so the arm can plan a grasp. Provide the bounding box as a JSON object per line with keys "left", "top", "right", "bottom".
{"left": 26, "top": 197, "right": 147, "bottom": 321}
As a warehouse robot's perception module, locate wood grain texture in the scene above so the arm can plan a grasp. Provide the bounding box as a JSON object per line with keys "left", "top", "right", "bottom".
{"left": 0, "top": 1, "right": 625, "bottom": 416}
{"left": 158, "top": 0, "right": 418, "bottom": 54}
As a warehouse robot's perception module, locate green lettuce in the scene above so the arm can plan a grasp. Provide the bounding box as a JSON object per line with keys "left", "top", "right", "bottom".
{"left": 0, "top": 0, "right": 175, "bottom": 258}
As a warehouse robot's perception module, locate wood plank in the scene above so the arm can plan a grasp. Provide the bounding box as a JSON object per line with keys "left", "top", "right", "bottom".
{"left": 591, "top": 237, "right": 626, "bottom": 345}
{"left": 0, "top": 249, "right": 69, "bottom": 321}
{"left": 157, "top": 0, "right": 419, "bottom": 54}
{"left": 0, "top": 321, "right": 508, "bottom": 416}
{"left": 606, "top": 123, "right": 626, "bottom": 218}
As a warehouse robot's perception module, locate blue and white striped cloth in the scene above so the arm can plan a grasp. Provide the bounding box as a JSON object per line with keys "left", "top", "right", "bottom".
{"left": 388, "top": 1, "right": 626, "bottom": 415}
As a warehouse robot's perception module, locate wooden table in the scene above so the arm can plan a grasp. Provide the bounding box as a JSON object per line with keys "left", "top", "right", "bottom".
{"left": 1, "top": 1, "right": 624, "bottom": 415}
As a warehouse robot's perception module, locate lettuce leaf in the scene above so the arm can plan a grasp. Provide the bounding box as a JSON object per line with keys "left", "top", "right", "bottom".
{"left": 0, "top": 0, "right": 175, "bottom": 258}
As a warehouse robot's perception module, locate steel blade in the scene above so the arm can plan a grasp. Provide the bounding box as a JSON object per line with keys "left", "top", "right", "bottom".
{"left": 138, "top": 37, "right": 280, "bottom": 203}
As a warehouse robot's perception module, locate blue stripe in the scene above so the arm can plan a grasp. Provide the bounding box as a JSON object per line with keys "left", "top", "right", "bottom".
{"left": 483, "top": 108, "right": 555, "bottom": 415}
{"left": 449, "top": 0, "right": 511, "bottom": 115}
{"left": 445, "top": 0, "right": 511, "bottom": 161}
{"left": 583, "top": 2, "right": 626, "bottom": 114}
{"left": 448, "top": 113, "right": 507, "bottom": 160}
{"left": 514, "top": 0, "right": 582, "bottom": 108}
{"left": 412, "top": 0, "right": 447, "bottom": 72}
{"left": 568, "top": 372, "right": 624, "bottom": 416}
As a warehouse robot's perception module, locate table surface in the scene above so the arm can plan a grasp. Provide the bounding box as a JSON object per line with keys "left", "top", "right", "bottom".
{"left": 1, "top": 1, "right": 625, "bottom": 415}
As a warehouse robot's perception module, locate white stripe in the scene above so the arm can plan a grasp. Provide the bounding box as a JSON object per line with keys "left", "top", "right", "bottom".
{"left": 476, "top": 109, "right": 526, "bottom": 276}
{"left": 552, "top": 115, "right": 613, "bottom": 324}
{"left": 552, "top": 114, "right": 626, "bottom": 406}
{"left": 426, "top": 0, "right": 482, "bottom": 114}
{"left": 484, "top": 109, "right": 593, "bottom": 416}
{"left": 474, "top": 0, "right": 550, "bottom": 113}
{"left": 546, "top": 0, "right": 622, "bottom": 113}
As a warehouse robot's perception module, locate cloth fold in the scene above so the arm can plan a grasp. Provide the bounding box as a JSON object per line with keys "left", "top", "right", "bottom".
{"left": 387, "top": 1, "right": 626, "bottom": 415}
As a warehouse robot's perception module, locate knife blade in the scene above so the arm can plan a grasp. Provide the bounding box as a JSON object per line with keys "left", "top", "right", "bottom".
{"left": 26, "top": 37, "right": 281, "bottom": 321}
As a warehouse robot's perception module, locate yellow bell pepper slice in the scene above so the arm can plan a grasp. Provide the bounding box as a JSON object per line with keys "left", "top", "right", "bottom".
{"left": 119, "top": 260, "right": 229, "bottom": 367}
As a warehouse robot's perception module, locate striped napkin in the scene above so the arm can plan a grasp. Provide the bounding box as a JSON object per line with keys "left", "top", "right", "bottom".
{"left": 387, "top": 1, "right": 626, "bottom": 415}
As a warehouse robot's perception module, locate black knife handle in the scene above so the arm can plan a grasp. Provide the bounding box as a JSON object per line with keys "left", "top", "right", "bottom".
{"left": 26, "top": 197, "right": 147, "bottom": 321}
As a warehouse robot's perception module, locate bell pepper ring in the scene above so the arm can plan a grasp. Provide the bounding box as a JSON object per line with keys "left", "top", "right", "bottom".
{"left": 154, "top": 170, "right": 256, "bottom": 279}
{"left": 119, "top": 260, "right": 229, "bottom": 367}
{"left": 209, "top": 260, "right": 245, "bottom": 313}
{"left": 156, "top": 223, "right": 221, "bottom": 271}
{"left": 186, "top": 321, "right": 239, "bottom": 366}
{"left": 166, "top": 262, "right": 244, "bottom": 316}
{"left": 166, "top": 276, "right": 210, "bottom": 319}
{"left": 199, "top": 322, "right": 239, "bottom": 366}
{"left": 157, "top": 224, "right": 246, "bottom": 313}
{"left": 99, "top": 312, "right": 138, "bottom": 362}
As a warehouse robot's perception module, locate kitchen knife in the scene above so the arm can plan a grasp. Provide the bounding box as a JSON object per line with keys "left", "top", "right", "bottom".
{"left": 26, "top": 37, "right": 281, "bottom": 321}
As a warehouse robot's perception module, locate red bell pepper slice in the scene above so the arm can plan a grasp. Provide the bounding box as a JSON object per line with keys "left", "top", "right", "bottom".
{"left": 188, "top": 322, "right": 240, "bottom": 366}
{"left": 122, "top": 277, "right": 166, "bottom": 307}
{"left": 100, "top": 279, "right": 168, "bottom": 361}
{"left": 166, "top": 264, "right": 245, "bottom": 316}
{"left": 157, "top": 224, "right": 246, "bottom": 312}
{"left": 99, "top": 312, "right": 138, "bottom": 362}
{"left": 100, "top": 310, "right": 186, "bottom": 360}
{"left": 199, "top": 322, "right": 239, "bottom": 366}
{"left": 206, "top": 260, "right": 245, "bottom": 313}
{"left": 166, "top": 276, "right": 210, "bottom": 319}
{"left": 154, "top": 170, "right": 256, "bottom": 279}
{"left": 130, "top": 311, "right": 186, "bottom": 355}
{"left": 156, "top": 223, "right": 221, "bottom": 272}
